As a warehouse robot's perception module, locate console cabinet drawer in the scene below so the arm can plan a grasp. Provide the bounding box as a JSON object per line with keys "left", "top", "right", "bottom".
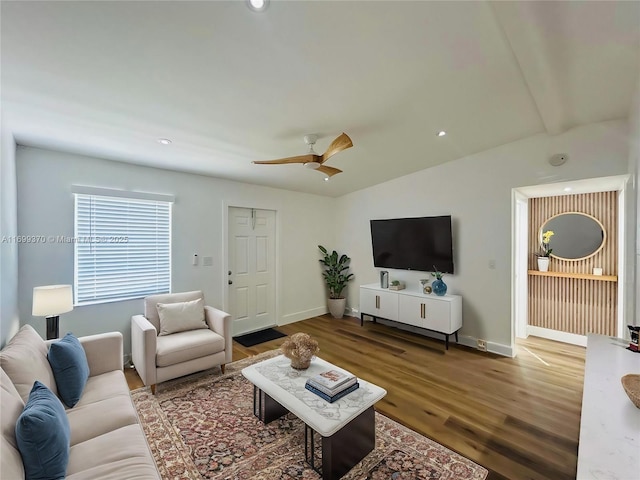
{"left": 360, "top": 288, "right": 399, "bottom": 321}
{"left": 360, "top": 284, "right": 462, "bottom": 338}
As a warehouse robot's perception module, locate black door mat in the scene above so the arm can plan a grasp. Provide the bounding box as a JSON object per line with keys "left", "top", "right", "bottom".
{"left": 233, "top": 328, "right": 287, "bottom": 347}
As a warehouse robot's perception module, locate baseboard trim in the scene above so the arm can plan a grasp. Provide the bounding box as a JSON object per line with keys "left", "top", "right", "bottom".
{"left": 456, "top": 335, "right": 514, "bottom": 357}
{"left": 526, "top": 325, "right": 587, "bottom": 347}
{"left": 367, "top": 318, "right": 513, "bottom": 357}
{"left": 279, "top": 307, "right": 328, "bottom": 326}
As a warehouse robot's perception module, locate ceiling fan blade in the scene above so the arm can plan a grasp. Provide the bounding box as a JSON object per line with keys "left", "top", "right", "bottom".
{"left": 316, "top": 165, "right": 343, "bottom": 177}
{"left": 252, "top": 154, "right": 316, "bottom": 165}
{"left": 321, "top": 133, "right": 353, "bottom": 163}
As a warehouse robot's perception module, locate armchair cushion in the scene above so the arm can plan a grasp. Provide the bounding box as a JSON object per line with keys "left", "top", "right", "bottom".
{"left": 157, "top": 298, "right": 207, "bottom": 336}
{"left": 156, "top": 329, "right": 225, "bottom": 367}
{"left": 47, "top": 333, "right": 90, "bottom": 408}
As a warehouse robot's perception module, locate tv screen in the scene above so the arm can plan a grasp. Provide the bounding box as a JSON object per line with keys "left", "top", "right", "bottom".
{"left": 370, "top": 216, "right": 454, "bottom": 273}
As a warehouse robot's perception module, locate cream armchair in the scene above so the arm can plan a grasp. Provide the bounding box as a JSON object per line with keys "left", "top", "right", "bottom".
{"left": 131, "top": 290, "right": 232, "bottom": 394}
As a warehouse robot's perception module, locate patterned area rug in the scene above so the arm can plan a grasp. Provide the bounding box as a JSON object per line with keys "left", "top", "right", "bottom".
{"left": 132, "top": 351, "right": 488, "bottom": 480}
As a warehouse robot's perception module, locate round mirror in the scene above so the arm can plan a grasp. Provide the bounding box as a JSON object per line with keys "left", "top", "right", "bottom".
{"left": 540, "top": 212, "right": 606, "bottom": 261}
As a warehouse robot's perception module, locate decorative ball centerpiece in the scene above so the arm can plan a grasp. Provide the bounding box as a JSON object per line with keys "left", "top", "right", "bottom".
{"left": 281, "top": 333, "right": 319, "bottom": 370}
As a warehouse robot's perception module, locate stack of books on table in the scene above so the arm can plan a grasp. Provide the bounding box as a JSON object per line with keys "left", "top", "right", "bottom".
{"left": 305, "top": 369, "right": 359, "bottom": 403}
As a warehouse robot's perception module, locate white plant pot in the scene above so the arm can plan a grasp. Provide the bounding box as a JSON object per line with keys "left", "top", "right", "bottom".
{"left": 537, "top": 257, "right": 550, "bottom": 272}
{"left": 328, "top": 298, "right": 346, "bottom": 319}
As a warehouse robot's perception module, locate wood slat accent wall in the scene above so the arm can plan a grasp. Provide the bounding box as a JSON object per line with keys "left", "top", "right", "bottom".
{"left": 528, "top": 191, "right": 618, "bottom": 336}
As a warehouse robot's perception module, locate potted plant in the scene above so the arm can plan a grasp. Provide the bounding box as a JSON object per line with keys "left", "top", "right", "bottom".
{"left": 537, "top": 230, "right": 554, "bottom": 272}
{"left": 318, "top": 245, "right": 354, "bottom": 319}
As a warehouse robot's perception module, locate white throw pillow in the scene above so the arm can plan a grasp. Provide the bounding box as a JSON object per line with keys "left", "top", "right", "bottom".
{"left": 156, "top": 298, "right": 207, "bottom": 336}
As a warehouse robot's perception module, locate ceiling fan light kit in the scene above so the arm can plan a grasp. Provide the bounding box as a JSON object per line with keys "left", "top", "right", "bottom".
{"left": 252, "top": 132, "right": 353, "bottom": 178}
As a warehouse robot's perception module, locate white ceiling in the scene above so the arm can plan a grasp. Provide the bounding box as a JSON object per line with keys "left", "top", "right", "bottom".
{"left": 2, "top": 1, "right": 639, "bottom": 197}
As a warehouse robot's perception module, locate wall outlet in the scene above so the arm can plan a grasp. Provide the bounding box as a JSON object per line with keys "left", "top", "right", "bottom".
{"left": 477, "top": 339, "right": 487, "bottom": 352}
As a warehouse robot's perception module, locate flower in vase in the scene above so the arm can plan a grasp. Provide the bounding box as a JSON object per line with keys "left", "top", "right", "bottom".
{"left": 539, "top": 230, "right": 554, "bottom": 257}
{"left": 431, "top": 266, "right": 444, "bottom": 280}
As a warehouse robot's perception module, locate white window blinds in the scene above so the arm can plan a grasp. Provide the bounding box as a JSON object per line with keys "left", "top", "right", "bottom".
{"left": 74, "top": 192, "right": 172, "bottom": 305}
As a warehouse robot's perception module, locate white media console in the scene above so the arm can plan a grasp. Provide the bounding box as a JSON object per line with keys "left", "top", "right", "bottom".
{"left": 359, "top": 283, "right": 462, "bottom": 349}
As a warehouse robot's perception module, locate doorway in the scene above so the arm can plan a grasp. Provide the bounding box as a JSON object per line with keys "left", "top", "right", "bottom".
{"left": 512, "top": 175, "right": 630, "bottom": 348}
{"left": 227, "top": 207, "right": 276, "bottom": 336}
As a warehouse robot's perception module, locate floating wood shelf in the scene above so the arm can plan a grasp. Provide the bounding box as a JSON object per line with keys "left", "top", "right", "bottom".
{"left": 527, "top": 270, "right": 617, "bottom": 282}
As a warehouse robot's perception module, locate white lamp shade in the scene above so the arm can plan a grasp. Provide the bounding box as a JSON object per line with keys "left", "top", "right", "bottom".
{"left": 32, "top": 285, "right": 73, "bottom": 317}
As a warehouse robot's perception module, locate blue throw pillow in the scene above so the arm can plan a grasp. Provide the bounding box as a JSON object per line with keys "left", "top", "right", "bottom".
{"left": 47, "top": 333, "right": 90, "bottom": 407}
{"left": 15, "top": 381, "right": 70, "bottom": 480}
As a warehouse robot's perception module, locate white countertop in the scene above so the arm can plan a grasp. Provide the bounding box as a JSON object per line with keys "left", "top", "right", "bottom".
{"left": 242, "top": 354, "right": 386, "bottom": 436}
{"left": 576, "top": 334, "right": 640, "bottom": 479}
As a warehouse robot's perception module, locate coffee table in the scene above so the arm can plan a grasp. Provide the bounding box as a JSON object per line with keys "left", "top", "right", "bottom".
{"left": 241, "top": 354, "right": 387, "bottom": 480}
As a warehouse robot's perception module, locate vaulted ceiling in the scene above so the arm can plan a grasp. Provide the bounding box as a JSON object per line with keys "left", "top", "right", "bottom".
{"left": 2, "top": 1, "right": 639, "bottom": 196}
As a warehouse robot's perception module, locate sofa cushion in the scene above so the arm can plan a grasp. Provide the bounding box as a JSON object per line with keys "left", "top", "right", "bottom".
{"left": 66, "top": 424, "right": 159, "bottom": 480}
{"left": 48, "top": 333, "right": 90, "bottom": 408}
{"left": 1, "top": 368, "right": 26, "bottom": 479}
{"left": 74, "top": 370, "right": 131, "bottom": 407}
{"left": 67, "top": 394, "right": 139, "bottom": 446}
{"left": 1, "top": 368, "right": 24, "bottom": 449}
{"left": 156, "top": 329, "right": 225, "bottom": 367}
{"left": 157, "top": 298, "right": 207, "bottom": 336}
{"left": 1, "top": 436, "right": 25, "bottom": 480}
{"left": 0, "top": 324, "right": 58, "bottom": 402}
{"left": 16, "top": 381, "right": 70, "bottom": 480}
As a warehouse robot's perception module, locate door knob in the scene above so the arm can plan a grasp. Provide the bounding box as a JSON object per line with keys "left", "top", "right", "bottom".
{"left": 228, "top": 280, "right": 233, "bottom": 285}
{"left": 228, "top": 270, "right": 232, "bottom": 275}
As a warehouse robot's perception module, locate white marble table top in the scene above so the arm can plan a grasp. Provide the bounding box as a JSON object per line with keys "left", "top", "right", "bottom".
{"left": 242, "top": 354, "right": 387, "bottom": 437}
{"left": 576, "top": 334, "right": 640, "bottom": 480}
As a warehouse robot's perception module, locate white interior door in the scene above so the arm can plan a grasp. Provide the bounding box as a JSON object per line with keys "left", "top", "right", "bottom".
{"left": 228, "top": 207, "right": 276, "bottom": 336}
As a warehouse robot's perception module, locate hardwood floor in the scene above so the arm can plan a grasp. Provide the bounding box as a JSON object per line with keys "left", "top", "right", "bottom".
{"left": 127, "top": 315, "right": 586, "bottom": 480}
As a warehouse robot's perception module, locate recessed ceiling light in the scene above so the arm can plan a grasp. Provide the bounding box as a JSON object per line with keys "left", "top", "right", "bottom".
{"left": 247, "top": 0, "right": 269, "bottom": 12}
{"left": 437, "top": 131, "right": 446, "bottom": 137}
{"left": 563, "top": 187, "right": 572, "bottom": 192}
{"left": 324, "top": 177, "right": 330, "bottom": 182}
{"left": 157, "top": 138, "right": 172, "bottom": 145}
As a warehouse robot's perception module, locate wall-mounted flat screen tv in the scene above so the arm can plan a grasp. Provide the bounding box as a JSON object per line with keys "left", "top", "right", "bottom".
{"left": 370, "top": 215, "right": 454, "bottom": 273}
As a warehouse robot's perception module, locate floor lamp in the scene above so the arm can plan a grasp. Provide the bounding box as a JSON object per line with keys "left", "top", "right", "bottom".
{"left": 32, "top": 285, "right": 73, "bottom": 340}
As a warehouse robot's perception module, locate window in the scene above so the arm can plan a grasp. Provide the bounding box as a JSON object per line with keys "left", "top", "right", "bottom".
{"left": 73, "top": 186, "right": 173, "bottom": 305}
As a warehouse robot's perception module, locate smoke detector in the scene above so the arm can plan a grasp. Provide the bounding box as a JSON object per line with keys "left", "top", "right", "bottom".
{"left": 549, "top": 153, "right": 569, "bottom": 167}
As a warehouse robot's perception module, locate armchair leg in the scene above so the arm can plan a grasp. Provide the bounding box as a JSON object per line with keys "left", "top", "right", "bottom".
{"left": 150, "top": 384, "right": 156, "bottom": 395}
{"left": 220, "top": 364, "right": 226, "bottom": 374}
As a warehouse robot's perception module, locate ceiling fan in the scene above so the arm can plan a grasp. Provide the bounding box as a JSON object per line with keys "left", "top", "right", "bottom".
{"left": 252, "top": 132, "right": 353, "bottom": 178}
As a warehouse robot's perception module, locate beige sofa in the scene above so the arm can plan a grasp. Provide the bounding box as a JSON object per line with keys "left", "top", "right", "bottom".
{"left": 131, "top": 290, "right": 232, "bottom": 394}
{"left": 1, "top": 325, "right": 160, "bottom": 479}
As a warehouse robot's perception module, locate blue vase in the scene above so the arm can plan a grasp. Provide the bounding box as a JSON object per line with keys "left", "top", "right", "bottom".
{"left": 432, "top": 278, "right": 447, "bottom": 296}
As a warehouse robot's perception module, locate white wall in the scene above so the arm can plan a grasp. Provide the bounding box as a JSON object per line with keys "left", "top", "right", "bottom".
{"left": 16, "top": 146, "right": 335, "bottom": 355}
{"left": 0, "top": 129, "right": 20, "bottom": 347}
{"left": 335, "top": 120, "right": 631, "bottom": 350}
{"left": 629, "top": 76, "right": 640, "bottom": 327}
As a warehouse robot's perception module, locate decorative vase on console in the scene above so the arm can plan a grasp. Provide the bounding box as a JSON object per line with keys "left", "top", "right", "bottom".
{"left": 537, "top": 230, "right": 554, "bottom": 272}
{"left": 431, "top": 266, "right": 447, "bottom": 297}
{"left": 537, "top": 257, "right": 550, "bottom": 272}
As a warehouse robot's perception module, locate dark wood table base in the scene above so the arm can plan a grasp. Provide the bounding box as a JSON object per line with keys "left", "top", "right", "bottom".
{"left": 253, "top": 386, "right": 376, "bottom": 480}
